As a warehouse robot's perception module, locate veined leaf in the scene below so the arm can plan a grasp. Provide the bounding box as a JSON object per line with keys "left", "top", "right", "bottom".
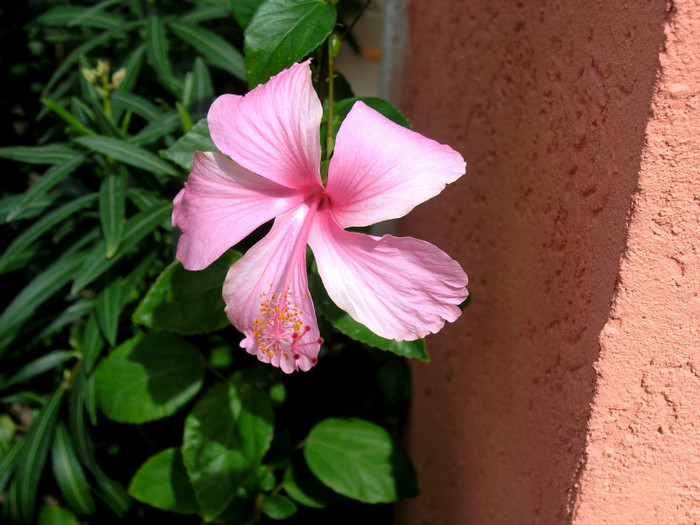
{"left": 146, "top": 16, "right": 183, "bottom": 96}
{"left": 181, "top": 5, "right": 232, "bottom": 24}
{"left": 169, "top": 20, "right": 246, "bottom": 82}
{"left": 42, "top": 99, "right": 96, "bottom": 136}
{"left": 51, "top": 422, "right": 97, "bottom": 515}
{"left": 34, "top": 5, "right": 125, "bottom": 30}
{"left": 162, "top": 118, "right": 217, "bottom": 171}
{"left": 16, "top": 387, "right": 66, "bottom": 523}
{"left": 128, "top": 111, "right": 181, "bottom": 147}
{"left": 94, "top": 331, "right": 205, "bottom": 424}
{"left": 94, "top": 268, "right": 122, "bottom": 346}
{"left": 74, "top": 135, "right": 177, "bottom": 176}
{"left": 0, "top": 193, "right": 98, "bottom": 275}
{"left": 304, "top": 418, "right": 418, "bottom": 503}
{"left": 0, "top": 144, "right": 80, "bottom": 164}
{"left": 99, "top": 173, "right": 126, "bottom": 257}
{"left": 244, "top": 0, "right": 336, "bottom": 87}
{"left": 0, "top": 193, "right": 59, "bottom": 223}
{"left": 71, "top": 201, "right": 171, "bottom": 293}
{"left": 0, "top": 351, "right": 79, "bottom": 391}
{"left": 111, "top": 91, "right": 162, "bottom": 121}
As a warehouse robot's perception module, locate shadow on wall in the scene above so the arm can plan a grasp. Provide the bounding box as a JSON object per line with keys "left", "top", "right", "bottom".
{"left": 394, "top": 1, "right": 671, "bottom": 523}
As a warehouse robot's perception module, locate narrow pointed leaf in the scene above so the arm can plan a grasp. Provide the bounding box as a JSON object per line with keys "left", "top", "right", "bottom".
{"left": 99, "top": 174, "right": 126, "bottom": 257}
{"left": 16, "top": 387, "right": 66, "bottom": 523}
{"left": 0, "top": 351, "right": 79, "bottom": 391}
{"left": 71, "top": 201, "right": 171, "bottom": 293}
{"left": 169, "top": 20, "right": 246, "bottom": 81}
{"left": 0, "top": 144, "right": 80, "bottom": 164}
{"left": 111, "top": 91, "right": 162, "bottom": 121}
{"left": 42, "top": 98, "right": 96, "bottom": 136}
{"left": 74, "top": 135, "right": 177, "bottom": 176}
{"left": 94, "top": 269, "right": 122, "bottom": 346}
{"left": 128, "top": 111, "right": 181, "bottom": 147}
{"left": 51, "top": 422, "right": 96, "bottom": 515}
{"left": 146, "top": 16, "right": 183, "bottom": 96}
{"left": 162, "top": 118, "right": 217, "bottom": 170}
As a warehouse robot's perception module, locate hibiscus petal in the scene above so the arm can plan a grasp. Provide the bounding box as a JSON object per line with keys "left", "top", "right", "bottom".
{"left": 223, "top": 199, "right": 322, "bottom": 373}
{"left": 326, "top": 101, "right": 466, "bottom": 228}
{"left": 172, "top": 151, "right": 308, "bottom": 271}
{"left": 208, "top": 60, "right": 323, "bottom": 190}
{"left": 308, "top": 201, "right": 468, "bottom": 341}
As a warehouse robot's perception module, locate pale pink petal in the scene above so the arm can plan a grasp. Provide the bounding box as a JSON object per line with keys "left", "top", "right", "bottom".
{"left": 222, "top": 198, "right": 323, "bottom": 373}
{"left": 326, "top": 101, "right": 466, "bottom": 228}
{"left": 208, "top": 61, "right": 323, "bottom": 190}
{"left": 308, "top": 200, "right": 468, "bottom": 341}
{"left": 172, "top": 152, "right": 309, "bottom": 271}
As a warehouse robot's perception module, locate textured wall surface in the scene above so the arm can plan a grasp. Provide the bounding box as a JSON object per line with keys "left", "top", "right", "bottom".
{"left": 393, "top": 1, "right": 698, "bottom": 523}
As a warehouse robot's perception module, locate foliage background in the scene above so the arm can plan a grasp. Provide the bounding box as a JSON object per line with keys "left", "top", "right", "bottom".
{"left": 0, "top": 1, "right": 425, "bottom": 523}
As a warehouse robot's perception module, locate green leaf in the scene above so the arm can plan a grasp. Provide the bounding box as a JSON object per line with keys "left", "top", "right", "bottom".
{"left": 0, "top": 351, "right": 79, "bottom": 391}
{"left": 0, "top": 237, "right": 92, "bottom": 352}
{"left": 94, "top": 331, "right": 205, "bottom": 424}
{"left": 308, "top": 269, "right": 429, "bottom": 361}
{"left": 16, "top": 387, "right": 66, "bottom": 523}
{"left": 0, "top": 144, "right": 80, "bottom": 164}
{"left": 34, "top": 5, "right": 125, "bottom": 30}
{"left": 332, "top": 97, "right": 412, "bottom": 134}
{"left": 128, "top": 447, "right": 199, "bottom": 514}
{"left": 231, "top": 0, "right": 264, "bottom": 28}
{"left": 133, "top": 252, "right": 238, "bottom": 334}
{"left": 71, "top": 201, "right": 171, "bottom": 294}
{"left": 128, "top": 110, "right": 181, "bottom": 147}
{"left": 261, "top": 494, "right": 297, "bottom": 520}
{"left": 189, "top": 58, "right": 214, "bottom": 112}
{"left": 116, "top": 44, "right": 146, "bottom": 96}
{"left": 244, "top": 0, "right": 336, "bottom": 87}
{"left": 182, "top": 380, "right": 274, "bottom": 520}
{"left": 162, "top": 119, "right": 217, "bottom": 170}
{"left": 99, "top": 174, "right": 126, "bottom": 258}
{"left": 94, "top": 269, "right": 122, "bottom": 346}
{"left": 169, "top": 20, "right": 246, "bottom": 82}
{"left": 146, "top": 16, "right": 183, "bottom": 96}
{"left": 0, "top": 193, "right": 98, "bottom": 275}
{"left": 51, "top": 422, "right": 97, "bottom": 515}
{"left": 37, "top": 505, "right": 81, "bottom": 525}
{"left": 74, "top": 135, "right": 177, "bottom": 176}
{"left": 304, "top": 418, "right": 418, "bottom": 503}
{"left": 0, "top": 193, "right": 59, "bottom": 223}
{"left": 181, "top": 5, "right": 232, "bottom": 24}
{"left": 42, "top": 98, "right": 96, "bottom": 136}
{"left": 282, "top": 460, "right": 342, "bottom": 509}
{"left": 0, "top": 439, "right": 24, "bottom": 495}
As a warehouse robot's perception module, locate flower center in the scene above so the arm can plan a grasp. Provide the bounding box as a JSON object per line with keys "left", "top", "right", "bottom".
{"left": 252, "top": 286, "right": 321, "bottom": 364}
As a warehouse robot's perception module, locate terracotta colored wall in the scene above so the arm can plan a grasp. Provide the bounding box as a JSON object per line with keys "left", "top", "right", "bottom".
{"left": 393, "top": 1, "right": 699, "bottom": 523}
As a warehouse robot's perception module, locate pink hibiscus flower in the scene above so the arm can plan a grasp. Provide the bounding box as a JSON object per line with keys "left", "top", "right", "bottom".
{"left": 172, "top": 61, "right": 468, "bottom": 373}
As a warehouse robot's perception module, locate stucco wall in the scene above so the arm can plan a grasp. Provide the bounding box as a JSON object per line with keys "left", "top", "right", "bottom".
{"left": 394, "top": 1, "right": 698, "bottom": 523}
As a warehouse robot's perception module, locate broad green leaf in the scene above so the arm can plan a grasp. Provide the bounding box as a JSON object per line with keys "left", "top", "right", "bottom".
{"left": 128, "top": 448, "right": 199, "bottom": 514}
{"left": 162, "top": 118, "right": 217, "bottom": 170}
{"left": 71, "top": 201, "right": 171, "bottom": 294}
{"left": 308, "top": 269, "right": 429, "bottom": 361}
{"left": 332, "top": 97, "right": 412, "bottom": 134}
{"left": 74, "top": 135, "right": 177, "bottom": 176}
{"left": 99, "top": 174, "right": 126, "bottom": 257}
{"left": 51, "top": 422, "right": 96, "bottom": 515}
{"left": 304, "top": 418, "right": 418, "bottom": 503}
{"left": 231, "top": 0, "right": 264, "bottom": 28}
{"left": 261, "top": 494, "right": 297, "bottom": 520}
{"left": 37, "top": 505, "right": 81, "bottom": 525}
{"left": 0, "top": 351, "right": 79, "bottom": 391}
{"left": 146, "top": 16, "right": 183, "bottom": 96}
{"left": 42, "top": 98, "right": 96, "bottom": 136}
{"left": 0, "top": 144, "right": 79, "bottom": 164}
{"left": 94, "top": 331, "right": 205, "bottom": 423}
{"left": 282, "top": 460, "right": 342, "bottom": 509}
{"left": 0, "top": 193, "right": 98, "bottom": 275}
{"left": 244, "top": 0, "right": 336, "bottom": 87}
{"left": 169, "top": 20, "right": 246, "bottom": 81}
{"left": 182, "top": 380, "right": 274, "bottom": 520}
{"left": 133, "top": 252, "right": 238, "bottom": 334}
{"left": 16, "top": 387, "right": 66, "bottom": 523}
